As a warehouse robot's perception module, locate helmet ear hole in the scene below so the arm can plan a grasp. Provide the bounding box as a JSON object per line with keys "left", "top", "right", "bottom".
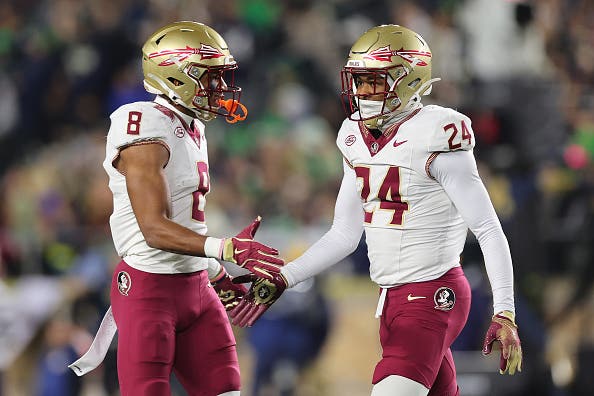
{"left": 408, "top": 78, "right": 421, "bottom": 88}
{"left": 167, "top": 77, "right": 184, "bottom": 87}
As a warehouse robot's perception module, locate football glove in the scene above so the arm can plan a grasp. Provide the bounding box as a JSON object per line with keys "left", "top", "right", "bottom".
{"left": 218, "top": 216, "right": 284, "bottom": 280}
{"left": 209, "top": 267, "right": 247, "bottom": 311}
{"left": 229, "top": 272, "right": 288, "bottom": 327}
{"left": 482, "top": 310, "right": 523, "bottom": 375}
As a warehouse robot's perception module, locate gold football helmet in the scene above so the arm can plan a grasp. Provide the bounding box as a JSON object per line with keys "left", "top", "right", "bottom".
{"left": 341, "top": 24, "right": 439, "bottom": 129}
{"left": 142, "top": 21, "right": 242, "bottom": 122}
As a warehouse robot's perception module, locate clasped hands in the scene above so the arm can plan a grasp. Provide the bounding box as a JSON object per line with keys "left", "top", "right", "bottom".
{"left": 210, "top": 216, "right": 287, "bottom": 323}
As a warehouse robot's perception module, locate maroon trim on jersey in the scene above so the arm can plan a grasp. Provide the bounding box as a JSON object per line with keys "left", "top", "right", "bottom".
{"left": 425, "top": 151, "right": 441, "bottom": 179}
{"left": 358, "top": 108, "right": 421, "bottom": 157}
{"left": 154, "top": 104, "right": 176, "bottom": 121}
{"left": 188, "top": 121, "right": 202, "bottom": 149}
{"left": 153, "top": 102, "right": 204, "bottom": 150}
{"left": 153, "top": 102, "right": 194, "bottom": 138}
{"left": 343, "top": 156, "right": 354, "bottom": 169}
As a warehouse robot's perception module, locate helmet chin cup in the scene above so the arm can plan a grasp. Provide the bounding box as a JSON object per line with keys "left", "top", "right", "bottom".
{"left": 219, "top": 99, "right": 248, "bottom": 123}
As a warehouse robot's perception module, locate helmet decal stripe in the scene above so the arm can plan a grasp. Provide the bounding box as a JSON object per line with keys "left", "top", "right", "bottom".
{"left": 364, "top": 46, "right": 431, "bottom": 66}
{"left": 149, "top": 44, "right": 224, "bottom": 66}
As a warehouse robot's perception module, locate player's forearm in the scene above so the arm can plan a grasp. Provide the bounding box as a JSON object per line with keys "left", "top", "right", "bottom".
{"left": 140, "top": 217, "right": 210, "bottom": 256}
{"left": 454, "top": 181, "right": 515, "bottom": 314}
{"left": 474, "top": 220, "right": 515, "bottom": 314}
{"left": 282, "top": 222, "right": 362, "bottom": 287}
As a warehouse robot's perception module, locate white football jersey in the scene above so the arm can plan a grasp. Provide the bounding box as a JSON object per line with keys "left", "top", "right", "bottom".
{"left": 336, "top": 105, "right": 475, "bottom": 286}
{"left": 103, "top": 97, "right": 211, "bottom": 274}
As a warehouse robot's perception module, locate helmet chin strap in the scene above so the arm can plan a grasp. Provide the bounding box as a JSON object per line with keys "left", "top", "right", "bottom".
{"left": 144, "top": 75, "right": 213, "bottom": 120}
{"left": 408, "top": 77, "right": 441, "bottom": 105}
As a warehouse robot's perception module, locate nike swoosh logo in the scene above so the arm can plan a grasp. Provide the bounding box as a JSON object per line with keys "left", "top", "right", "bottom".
{"left": 393, "top": 140, "right": 408, "bottom": 148}
{"left": 407, "top": 294, "right": 426, "bottom": 301}
{"left": 234, "top": 248, "right": 248, "bottom": 255}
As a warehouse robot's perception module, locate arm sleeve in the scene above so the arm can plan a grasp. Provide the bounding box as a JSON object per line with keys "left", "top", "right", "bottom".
{"left": 281, "top": 162, "right": 365, "bottom": 287}
{"left": 430, "top": 150, "right": 515, "bottom": 314}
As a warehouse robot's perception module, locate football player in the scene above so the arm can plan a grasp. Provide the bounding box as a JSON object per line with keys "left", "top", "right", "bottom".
{"left": 231, "top": 25, "right": 522, "bottom": 395}
{"left": 68, "top": 21, "right": 283, "bottom": 396}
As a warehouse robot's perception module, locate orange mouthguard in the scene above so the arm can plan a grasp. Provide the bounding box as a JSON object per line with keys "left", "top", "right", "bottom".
{"left": 219, "top": 99, "right": 248, "bottom": 123}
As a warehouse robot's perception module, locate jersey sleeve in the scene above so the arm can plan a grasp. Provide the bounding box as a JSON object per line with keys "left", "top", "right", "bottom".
{"left": 108, "top": 103, "right": 174, "bottom": 149}
{"left": 426, "top": 108, "right": 475, "bottom": 153}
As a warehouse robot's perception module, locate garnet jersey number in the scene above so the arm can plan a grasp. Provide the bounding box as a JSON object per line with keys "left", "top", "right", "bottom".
{"left": 355, "top": 166, "right": 409, "bottom": 225}
{"left": 444, "top": 120, "right": 471, "bottom": 150}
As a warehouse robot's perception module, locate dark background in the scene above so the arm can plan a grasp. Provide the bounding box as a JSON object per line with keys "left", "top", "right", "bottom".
{"left": 1, "top": 0, "right": 593, "bottom": 395}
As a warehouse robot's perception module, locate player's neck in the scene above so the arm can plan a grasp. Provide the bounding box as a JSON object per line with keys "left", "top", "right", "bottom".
{"left": 380, "top": 102, "right": 423, "bottom": 133}
{"left": 370, "top": 129, "right": 382, "bottom": 139}
{"left": 160, "top": 95, "right": 196, "bottom": 118}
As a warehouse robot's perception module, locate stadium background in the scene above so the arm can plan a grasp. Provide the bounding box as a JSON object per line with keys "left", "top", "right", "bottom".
{"left": 1, "top": 0, "right": 593, "bottom": 395}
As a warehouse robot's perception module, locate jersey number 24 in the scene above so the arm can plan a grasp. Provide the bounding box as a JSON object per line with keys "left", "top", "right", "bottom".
{"left": 355, "top": 166, "right": 409, "bottom": 226}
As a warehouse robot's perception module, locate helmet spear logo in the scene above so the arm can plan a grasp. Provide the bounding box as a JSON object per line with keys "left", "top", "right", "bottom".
{"left": 149, "top": 44, "right": 224, "bottom": 66}
{"left": 364, "top": 46, "right": 431, "bottom": 66}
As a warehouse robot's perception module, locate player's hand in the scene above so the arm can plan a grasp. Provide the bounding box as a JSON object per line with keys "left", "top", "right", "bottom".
{"left": 482, "top": 310, "right": 523, "bottom": 375}
{"left": 221, "top": 216, "right": 284, "bottom": 280}
{"left": 209, "top": 267, "right": 247, "bottom": 311}
{"left": 228, "top": 272, "right": 288, "bottom": 327}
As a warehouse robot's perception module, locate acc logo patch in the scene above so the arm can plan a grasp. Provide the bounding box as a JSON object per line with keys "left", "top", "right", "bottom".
{"left": 117, "top": 271, "right": 132, "bottom": 296}
{"left": 174, "top": 126, "right": 185, "bottom": 138}
{"left": 434, "top": 286, "right": 455, "bottom": 311}
{"left": 345, "top": 134, "right": 356, "bottom": 146}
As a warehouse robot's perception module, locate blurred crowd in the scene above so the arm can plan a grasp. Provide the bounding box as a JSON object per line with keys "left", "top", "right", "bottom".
{"left": 1, "top": 0, "right": 594, "bottom": 395}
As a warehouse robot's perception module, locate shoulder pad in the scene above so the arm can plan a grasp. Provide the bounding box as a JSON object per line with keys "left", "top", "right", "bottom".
{"left": 109, "top": 102, "right": 175, "bottom": 148}
{"left": 426, "top": 108, "right": 475, "bottom": 152}
{"left": 336, "top": 118, "right": 358, "bottom": 156}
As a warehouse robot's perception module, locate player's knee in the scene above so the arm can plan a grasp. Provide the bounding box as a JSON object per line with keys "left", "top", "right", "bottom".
{"left": 371, "top": 375, "right": 429, "bottom": 396}
{"left": 209, "top": 365, "right": 241, "bottom": 393}
{"left": 207, "top": 345, "right": 241, "bottom": 393}
{"left": 427, "top": 384, "right": 460, "bottom": 396}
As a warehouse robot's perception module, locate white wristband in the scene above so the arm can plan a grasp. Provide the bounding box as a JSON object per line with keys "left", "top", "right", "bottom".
{"left": 204, "top": 237, "right": 224, "bottom": 259}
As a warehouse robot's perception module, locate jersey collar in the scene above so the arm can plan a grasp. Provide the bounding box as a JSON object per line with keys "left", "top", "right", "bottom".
{"left": 154, "top": 96, "right": 195, "bottom": 129}
{"left": 358, "top": 108, "right": 421, "bottom": 157}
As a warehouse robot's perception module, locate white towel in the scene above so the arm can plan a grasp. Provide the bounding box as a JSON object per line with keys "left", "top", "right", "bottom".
{"left": 68, "top": 306, "right": 117, "bottom": 376}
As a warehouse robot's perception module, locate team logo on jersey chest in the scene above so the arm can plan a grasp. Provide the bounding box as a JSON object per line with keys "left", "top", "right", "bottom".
{"left": 117, "top": 271, "right": 132, "bottom": 296}
{"left": 434, "top": 287, "right": 455, "bottom": 311}
{"left": 370, "top": 142, "right": 379, "bottom": 154}
{"left": 345, "top": 134, "right": 356, "bottom": 146}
